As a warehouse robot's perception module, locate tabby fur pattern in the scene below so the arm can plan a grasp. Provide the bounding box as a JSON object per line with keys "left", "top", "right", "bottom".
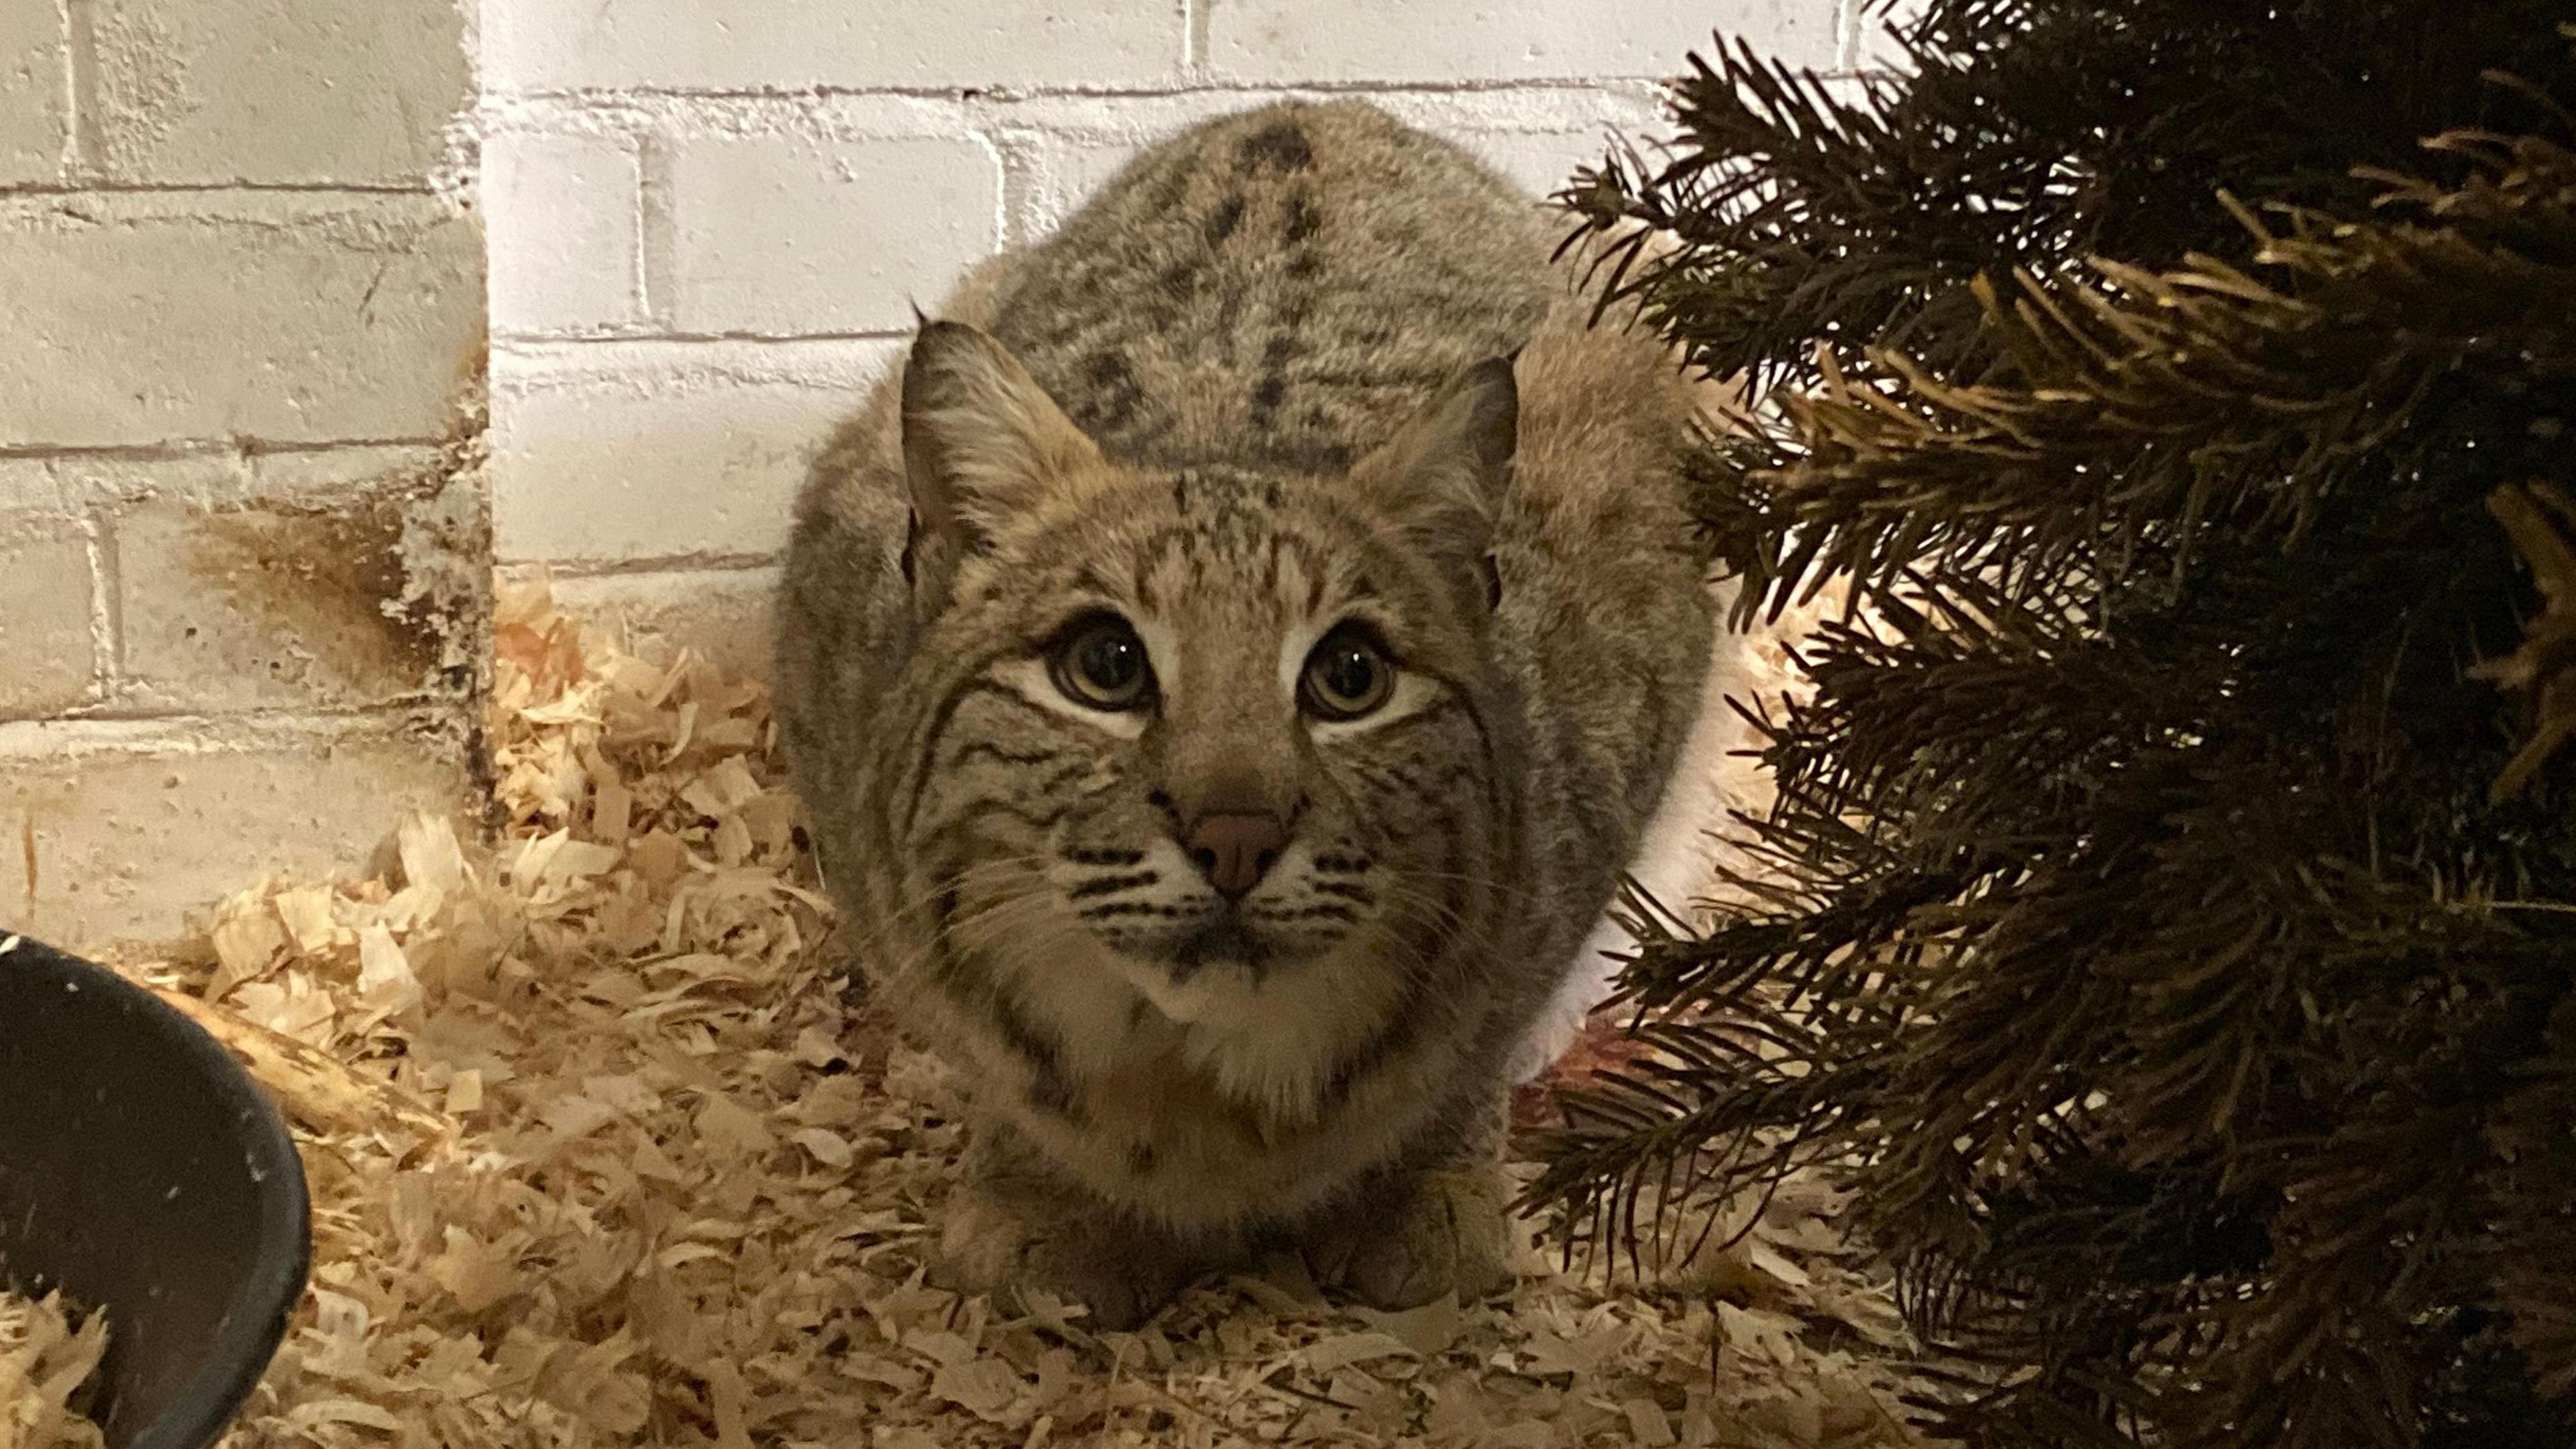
{"left": 775, "top": 100, "right": 1711, "bottom": 1327}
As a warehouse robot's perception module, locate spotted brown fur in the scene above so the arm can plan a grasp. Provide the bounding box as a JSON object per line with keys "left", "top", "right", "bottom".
{"left": 775, "top": 100, "right": 1713, "bottom": 1328}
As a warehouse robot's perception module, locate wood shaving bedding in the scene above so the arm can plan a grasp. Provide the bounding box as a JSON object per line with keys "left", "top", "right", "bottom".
{"left": 0, "top": 1289, "right": 107, "bottom": 1449}
{"left": 76, "top": 580, "right": 1927, "bottom": 1449}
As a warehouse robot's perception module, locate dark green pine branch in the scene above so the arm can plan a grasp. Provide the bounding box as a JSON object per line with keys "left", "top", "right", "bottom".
{"left": 1524, "top": 8, "right": 2576, "bottom": 1445}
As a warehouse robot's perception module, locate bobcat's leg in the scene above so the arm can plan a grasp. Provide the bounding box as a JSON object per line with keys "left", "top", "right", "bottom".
{"left": 930, "top": 1123, "right": 1199, "bottom": 1330}
{"left": 1299, "top": 1104, "right": 1515, "bottom": 1310}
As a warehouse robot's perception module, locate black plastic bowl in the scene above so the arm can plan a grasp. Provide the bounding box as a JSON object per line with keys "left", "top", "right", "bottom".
{"left": 0, "top": 932, "right": 310, "bottom": 1449}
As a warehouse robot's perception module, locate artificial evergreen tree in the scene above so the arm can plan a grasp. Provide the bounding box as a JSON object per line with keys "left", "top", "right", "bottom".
{"left": 1526, "top": 5, "right": 2576, "bottom": 1445}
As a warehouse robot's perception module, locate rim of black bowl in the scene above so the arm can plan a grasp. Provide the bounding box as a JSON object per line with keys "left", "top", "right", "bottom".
{"left": 3, "top": 934, "right": 312, "bottom": 1449}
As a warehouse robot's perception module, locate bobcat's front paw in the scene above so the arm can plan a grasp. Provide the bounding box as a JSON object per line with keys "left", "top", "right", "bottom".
{"left": 1305, "top": 1165, "right": 1513, "bottom": 1311}
{"left": 932, "top": 1181, "right": 1191, "bottom": 1330}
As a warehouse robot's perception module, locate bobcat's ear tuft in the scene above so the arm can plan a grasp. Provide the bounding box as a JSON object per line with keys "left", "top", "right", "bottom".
{"left": 901, "top": 320, "right": 1105, "bottom": 555}
{"left": 1350, "top": 356, "right": 1519, "bottom": 608}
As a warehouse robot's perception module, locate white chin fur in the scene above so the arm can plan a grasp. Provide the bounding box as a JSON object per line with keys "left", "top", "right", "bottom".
{"left": 1120, "top": 958, "right": 1260, "bottom": 1027}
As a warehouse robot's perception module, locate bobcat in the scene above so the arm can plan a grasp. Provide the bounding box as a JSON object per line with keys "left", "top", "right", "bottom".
{"left": 774, "top": 99, "right": 1712, "bottom": 1327}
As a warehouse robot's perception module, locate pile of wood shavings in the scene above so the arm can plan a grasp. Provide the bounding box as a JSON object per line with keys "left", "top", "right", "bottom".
{"left": 0, "top": 1289, "right": 107, "bottom": 1449}
{"left": 101, "top": 581, "right": 1929, "bottom": 1449}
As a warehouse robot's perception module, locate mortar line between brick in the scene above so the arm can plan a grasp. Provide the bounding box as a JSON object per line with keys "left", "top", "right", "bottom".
{"left": 491, "top": 329, "right": 912, "bottom": 353}
{"left": 1181, "top": 0, "right": 1209, "bottom": 78}
{"left": 0, "top": 180, "right": 440, "bottom": 198}
{"left": 0, "top": 437, "right": 443, "bottom": 463}
{"left": 970, "top": 127, "right": 1022, "bottom": 252}
{"left": 58, "top": 698, "right": 458, "bottom": 725}
{"left": 78, "top": 505, "right": 121, "bottom": 702}
{"left": 60, "top": 0, "right": 100, "bottom": 180}
{"left": 48, "top": 0, "right": 74, "bottom": 177}
{"left": 1836, "top": 0, "right": 1861, "bottom": 72}
{"left": 494, "top": 551, "right": 782, "bottom": 579}
{"left": 0, "top": 706, "right": 453, "bottom": 750}
{"left": 493, "top": 76, "right": 1705, "bottom": 106}
{"left": 635, "top": 132, "right": 678, "bottom": 328}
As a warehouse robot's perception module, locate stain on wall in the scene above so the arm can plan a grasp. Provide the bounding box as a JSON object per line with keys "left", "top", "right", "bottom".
{"left": 117, "top": 364, "right": 493, "bottom": 716}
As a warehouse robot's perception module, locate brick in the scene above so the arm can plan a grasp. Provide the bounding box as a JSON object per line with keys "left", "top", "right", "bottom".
{"left": 0, "top": 457, "right": 56, "bottom": 512}
{"left": 0, "top": 514, "right": 97, "bottom": 719}
{"left": 112, "top": 486, "right": 472, "bottom": 713}
{"left": 0, "top": 0, "right": 64, "bottom": 184}
{"left": 486, "top": 0, "right": 1179, "bottom": 94}
{"left": 668, "top": 133, "right": 998, "bottom": 337}
{"left": 541, "top": 566, "right": 780, "bottom": 681}
{"left": 0, "top": 195, "right": 482, "bottom": 447}
{"left": 1849, "top": 0, "right": 1924, "bottom": 73}
{"left": 250, "top": 444, "right": 445, "bottom": 500}
{"left": 52, "top": 453, "right": 248, "bottom": 511}
{"left": 0, "top": 722, "right": 467, "bottom": 947}
{"left": 89, "top": 0, "right": 470, "bottom": 185}
{"left": 1208, "top": 0, "right": 1840, "bottom": 83}
{"left": 490, "top": 341, "right": 894, "bottom": 564}
{"left": 486, "top": 131, "right": 643, "bottom": 337}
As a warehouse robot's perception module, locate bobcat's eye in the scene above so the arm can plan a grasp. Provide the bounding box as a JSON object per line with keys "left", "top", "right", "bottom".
{"left": 1051, "top": 615, "right": 1154, "bottom": 710}
{"left": 1299, "top": 627, "right": 1395, "bottom": 721}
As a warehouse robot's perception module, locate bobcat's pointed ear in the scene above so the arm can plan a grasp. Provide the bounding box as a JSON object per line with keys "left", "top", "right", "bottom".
{"left": 901, "top": 320, "right": 1104, "bottom": 557}
{"left": 1350, "top": 356, "right": 1518, "bottom": 608}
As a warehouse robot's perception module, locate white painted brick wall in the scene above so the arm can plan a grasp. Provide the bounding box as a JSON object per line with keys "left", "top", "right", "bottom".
{"left": 1, "top": 718, "right": 467, "bottom": 945}
{"left": 536, "top": 566, "right": 782, "bottom": 679}
{"left": 491, "top": 339, "right": 892, "bottom": 563}
{"left": 1205, "top": 0, "right": 1838, "bottom": 82}
{"left": 0, "top": 194, "right": 480, "bottom": 447}
{"left": 480, "top": 0, "right": 1861, "bottom": 598}
{"left": 86, "top": 0, "right": 473, "bottom": 186}
{"left": 485, "top": 0, "right": 1187, "bottom": 93}
{"left": 666, "top": 131, "right": 1002, "bottom": 336}
{"left": 0, "top": 515, "right": 99, "bottom": 718}
{"left": 0, "top": 0, "right": 480, "bottom": 948}
{"left": 0, "top": 1, "right": 66, "bottom": 184}
{"left": 486, "top": 131, "right": 645, "bottom": 333}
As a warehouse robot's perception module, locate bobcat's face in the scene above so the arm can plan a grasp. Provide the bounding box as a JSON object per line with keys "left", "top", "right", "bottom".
{"left": 959, "top": 468, "right": 1496, "bottom": 1022}
{"left": 888, "top": 323, "right": 1519, "bottom": 1028}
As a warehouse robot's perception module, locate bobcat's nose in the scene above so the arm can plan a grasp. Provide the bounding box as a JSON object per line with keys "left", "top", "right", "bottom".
{"left": 1183, "top": 811, "right": 1289, "bottom": 898}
